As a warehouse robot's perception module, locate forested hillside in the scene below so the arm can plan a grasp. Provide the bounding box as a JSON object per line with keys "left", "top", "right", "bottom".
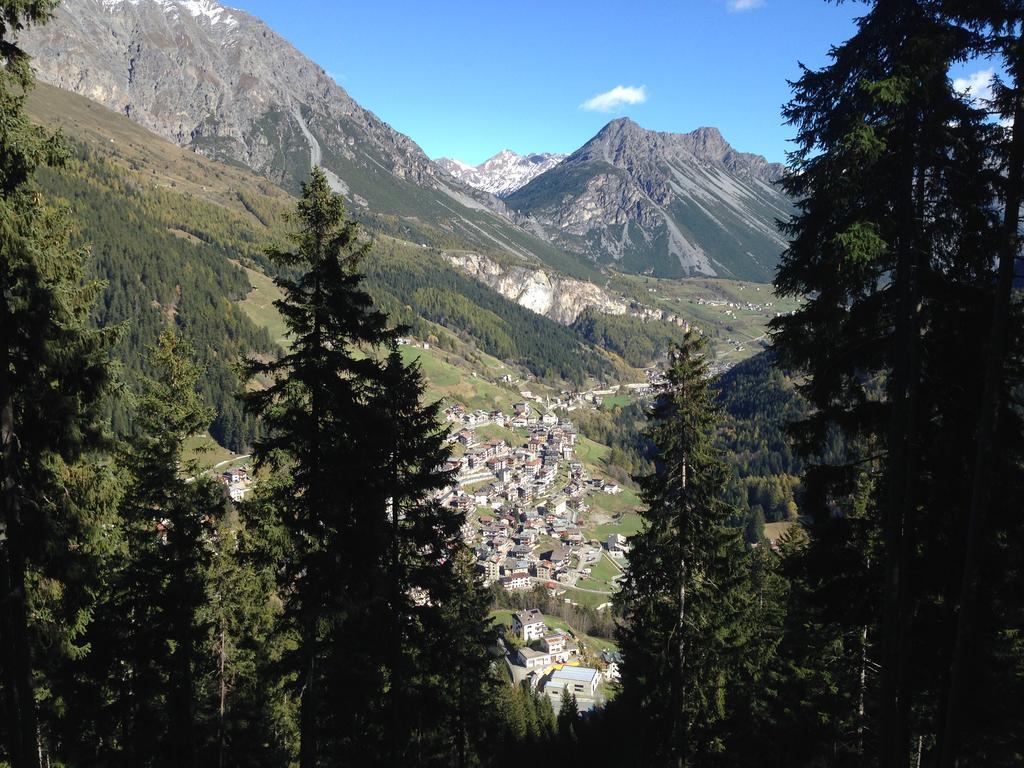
{"left": 26, "top": 86, "right": 630, "bottom": 449}
{"left": 37, "top": 149, "right": 275, "bottom": 449}
{"left": 716, "top": 352, "right": 806, "bottom": 531}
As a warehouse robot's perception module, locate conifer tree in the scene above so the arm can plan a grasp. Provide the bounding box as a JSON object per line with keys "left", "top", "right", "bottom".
{"left": 772, "top": 2, "right": 1020, "bottom": 765}
{"left": 0, "top": 3, "right": 115, "bottom": 766}
{"left": 244, "top": 167, "right": 493, "bottom": 767}
{"left": 556, "top": 689, "right": 579, "bottom": 744}
{"left": 200, "top": 504, "right": 290, "bottom": 768}
{"left": 243, "top": 167, "right": 394, "bottom": 767}
{"left": 934, "top": 6, "right": 1024, "bottom": 765}
{"left": 615, "top": 333, "right": 756, "bottom": 767}
{"left": 111, "top": 330, "right": 226, "bottom": 766}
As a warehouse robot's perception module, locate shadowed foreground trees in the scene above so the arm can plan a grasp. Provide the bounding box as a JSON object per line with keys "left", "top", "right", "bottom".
{"left": 242, "top": 168, "right": 494, "bottom": 767}
{"left": 2, "top": 2, "right": 1022, "bottom": 767}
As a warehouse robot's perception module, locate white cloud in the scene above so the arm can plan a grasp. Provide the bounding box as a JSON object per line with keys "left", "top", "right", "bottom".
{"left": 953, "top": 68, "right": 995, "bottom": 105}
{"left": 727, "top": 0, "right": 765, "bottom": 11}
{"left": 580, "top": 85, "right": 647, "bottom": 113}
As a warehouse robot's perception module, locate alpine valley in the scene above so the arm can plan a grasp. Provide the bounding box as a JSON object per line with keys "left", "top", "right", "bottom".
{"left": 7, "top": 1, "right": 1022, "bottom": 766}
{"left": 14, "top": 0, "right": 797, "bottom": 488}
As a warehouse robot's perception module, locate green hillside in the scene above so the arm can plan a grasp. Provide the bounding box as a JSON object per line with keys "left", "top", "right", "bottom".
{"left": 27, "top": 84, "right": 625, "bottom": 450}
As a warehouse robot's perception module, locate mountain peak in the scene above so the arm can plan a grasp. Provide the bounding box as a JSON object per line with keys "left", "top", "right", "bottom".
{"left": 570, "top": 118, "right": 782, "bottom": 183}
{"left": 97, "top": 0, "right": 240, "bottom": 28}
{"left": 506, "top": 119, "right": 790, "bottom": 281}
{"left": 597, "top": 116, "right": 641, "bottom": 135}
{"left": 439, "top": 149, "right": 566, "bottom": 198}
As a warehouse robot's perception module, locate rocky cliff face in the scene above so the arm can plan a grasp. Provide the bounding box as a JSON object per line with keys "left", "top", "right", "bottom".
{"left": 446, "top": 252, "right": 626, "bottom": 325}
{"left": 437, "top": 150, "right": 567, "bottom": 198}
{"left": 24, "top": 0, "right": 427, "bottom": 191}
{"left": 23, "top": 1, "right": 790, "bottom": 284}
{"left": 21, "top": 0, "right": 552, "bottom": 253}
{"left": 506, "top": 118, "right": 791, "bottom": 281}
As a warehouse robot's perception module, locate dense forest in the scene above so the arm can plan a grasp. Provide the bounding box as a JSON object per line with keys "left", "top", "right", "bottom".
{"left": 2, "top": 2, "right": 1023, "bottom": 768}
{"left": 572, "top": 307, "right": 690, "bottom": 369}
{"left": 33, "top": 141, "right": 631, "bottom": 455}
{"left": 36, "top": 149, "right": 275, "bottom": 450}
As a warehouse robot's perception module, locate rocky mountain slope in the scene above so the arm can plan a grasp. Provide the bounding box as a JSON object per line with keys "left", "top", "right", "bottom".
{"left": 24, "top": 0, "right": 791, "bottom": 284}
{"left": 444, "top": 252, "right": 626, "bottom": 324}
{"left": 22, "top": 0, "right": 592, "bottom": 276}
{"left": 437, "top": 150, "right": 566, "bottom": 197}
{"left": 506, "top": 118, "right": 791, "bottom": 281}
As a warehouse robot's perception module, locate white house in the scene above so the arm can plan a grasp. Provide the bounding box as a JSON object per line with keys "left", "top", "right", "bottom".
{"left": 517, "top": 646, "right": 552, "bottom": 670}
{"left": 543, "top": 666, "right": 600, "bottom": 704}
{"left": 607, "top": 533, "right": 629, "bottom": 553}
{"left": 501, "top": 572, "right": 532, "bottom": 592}
{"left": 511, "top": 609, "right": 546, "bottom": 643}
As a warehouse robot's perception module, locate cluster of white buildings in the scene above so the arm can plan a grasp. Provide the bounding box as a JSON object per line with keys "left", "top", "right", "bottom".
{"left": 437, "top": 400, "right": 628, "bottom": 594}
{"left": 217, "top": 465, "right": 251, "bottom": 502}
{"left": 507, "top": 609, "right": 603, "bottom": 710}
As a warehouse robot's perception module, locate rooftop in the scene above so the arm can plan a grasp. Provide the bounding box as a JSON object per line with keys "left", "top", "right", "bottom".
{"left": 550, "top": 666, "right": 599, "bottom": 684}
{"left": 513, "top": 608, "right": 543, "bottom": 624}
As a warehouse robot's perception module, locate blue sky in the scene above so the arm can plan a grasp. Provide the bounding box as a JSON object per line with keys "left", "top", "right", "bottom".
{"left": 227, "top": 1, "right": 985, "bottom": 166}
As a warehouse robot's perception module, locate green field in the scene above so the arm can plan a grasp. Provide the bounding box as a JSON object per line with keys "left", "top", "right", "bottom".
{"left": 588, "top": 486, "right": 641, "bottom": 518}
{"left": 183, "top": 432, "right": 246, "bottom": 470}
{"left": 399, "top": 345, "right": 524, "bottom": 411}
{"left": 575, "top": 552, "right": 622, "bottom": 592}
{"left": 600, "top": 394, "right": 633, "bottom": 409}
{"left": 239, "top": 266, "right": 289, "bottom": 348}
{"left": 574, "top": 436, "right": 610, "bottom": 470}
{"left": 476, "top": 423, "right": 528, "bottom": 447}
{"left": 609, "top": 274, "right": 801, "bottom": 366}
{"left": 561, "top": 587, "right": 613, "bottom": 610}
{"left": 588, "top": 510, "right": 645, "bottom": 542}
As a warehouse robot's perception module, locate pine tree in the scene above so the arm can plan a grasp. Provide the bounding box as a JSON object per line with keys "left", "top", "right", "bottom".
{"left": 111, "top": 330, "right": 226, "bottom": 766}
{"left": 1, "top": 3, "right": 115, "bottom": 766}
{"left": 556, "top": 689, "right": 579, "bottom": 744}
{"left": 771, "top": 2, "right": 1020, "bottom": 765}
{"left": 244, "top": 168, "right": 492, "bottom": 767}
{"left": 243, "top": 167, "right": 394, "bottom": 767}
{"left": 200, "top": 504, "right": 291, "bottom": 768}
{"left": 614, "top": 333, "right": 757, "bottom": 767}
{"left": 937, "top": 4, "right": 1024, "bottom": 765}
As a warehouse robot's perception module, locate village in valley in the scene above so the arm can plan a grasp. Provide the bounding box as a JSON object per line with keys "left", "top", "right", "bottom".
{"left": 207, "top": 341, "right": 663, "bottom": 713}
{"left": 438, "top": 389, "right": 651, "bottom": 710}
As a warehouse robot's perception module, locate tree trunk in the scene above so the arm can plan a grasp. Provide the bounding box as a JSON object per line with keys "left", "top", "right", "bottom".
{"left": 218, "top": 621, "right": 228, "bottom": 768}
{"left": 881, "top": 132, "right": 924, "bottom": 768}
{"left": 938, "top": 81, "right": 1024, "bottom": 768}
{"left": 1, "top": 399, "right": 41, "bottom": 768}
{"left": 299, "top": 619, "right": 318, "bottom": 768}
{"left": 168, "top": 518, "right": 196, "bottom": 765}
{"left": 675, "top": 452, "right": 688, "bottom": 768}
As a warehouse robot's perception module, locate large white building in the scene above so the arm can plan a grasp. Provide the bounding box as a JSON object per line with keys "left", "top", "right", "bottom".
{"left": 544, "top": 666, "right": 599, "bottom": 704}
{"left": 511, "top": 609, "right": 545, "bottom": 642}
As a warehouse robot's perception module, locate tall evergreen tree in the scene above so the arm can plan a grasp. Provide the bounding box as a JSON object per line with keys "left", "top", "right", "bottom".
{"left": 615, "top": 333, "right": 758, "bottom": 767}
{"left": 772, "top": 2, "right": 1022, "bottom": 765}
{"left": 117, "top": 331, "right": 226, "bottom": 765}
{"left": 935, "top": 6, "right": 1024, "bottom": 765}
{"left": 243, "top": 166, "right": 394, "bottom": 767}
{"left": 0, "top": 3, "right": 115, "bottom": 766}
{"left": 244, "top": 167, "right": 492, "bottom": 767}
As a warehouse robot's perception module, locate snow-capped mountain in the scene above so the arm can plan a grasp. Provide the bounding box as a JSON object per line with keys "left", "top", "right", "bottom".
{"left": 437, "top": 150, "right": 566, "bottom": 198}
